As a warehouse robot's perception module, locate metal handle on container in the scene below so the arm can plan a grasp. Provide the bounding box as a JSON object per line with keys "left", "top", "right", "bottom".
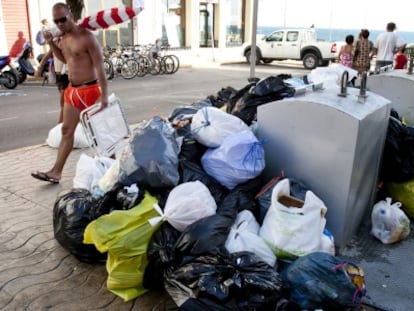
{"left": 407, "top": 57, "right": 413, "bottom": 75}
{"left": 357, "top": 71, "right": 368, "bottom": 104}
{"left": 338, "top": 70, "right": 348, "bottom": 97}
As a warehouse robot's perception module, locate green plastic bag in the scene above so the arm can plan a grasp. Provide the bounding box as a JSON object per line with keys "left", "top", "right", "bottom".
{"left": 387, "top": 180, "right": 414, "bottom": 218}
{"left": 84, "top": 192, "right": 163, "bottom": 301}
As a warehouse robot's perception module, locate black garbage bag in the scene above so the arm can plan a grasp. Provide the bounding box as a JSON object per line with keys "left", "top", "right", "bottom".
{"left": 179, "top": 159, "right": 228, "bottom": 205}
{"left": 207, "top": 86, "right": 239, "bottom": 109}
{"left": 174, "top": 177, "right": 262, "bottom": 257}
{"left": 143, "top": 222, "right": 181, "bottom": 290}
{"left": 380, "top": 115, "right": 414, "bottom": 183}
{"left": 230, "top": 76, "right": 295, "bottom": 125}
{"left": 178, "top": 136, "right": 208, "bottom": 165}
{"left": 165, "top": 251, "right": 288, "bottom": 311}
{"left": 226, "top": 83, "right": 255, "bottom": 115}
{"left": 53, "top": 189, "right": 107, "bottom": 264}
{"left": 118, "top": 116, "right": 180, "bottom": 189}
{"left": 95, "top": 184, "right": 144, "bottom": 215}
{"left": 280, "top": 252, "right": 366, "bottom": 311}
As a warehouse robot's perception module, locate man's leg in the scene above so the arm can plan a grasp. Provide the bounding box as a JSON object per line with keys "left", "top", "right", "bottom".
{"left": 46, "top": 103, "right": 80, "bottom": 181}
{"left": 58, "top": 90, "right": 64, "bottom": 123}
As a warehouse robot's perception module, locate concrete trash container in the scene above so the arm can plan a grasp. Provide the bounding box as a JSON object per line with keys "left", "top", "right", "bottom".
{"left": 368, "top": 70, "right": 414, "bottom": 125}
{"left": 257, "top": 86, "right": 390, "bottom": 248}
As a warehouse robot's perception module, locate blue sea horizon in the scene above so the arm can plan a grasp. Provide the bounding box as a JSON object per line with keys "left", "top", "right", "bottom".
{"left": 257, "top": 26, "right": 414, "bottom": 43}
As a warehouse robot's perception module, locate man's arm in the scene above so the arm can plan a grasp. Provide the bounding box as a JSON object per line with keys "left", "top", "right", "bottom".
{"left": 43, "top": 31, "right": 66, "bottom": 63}
{"left": 88, "top": 34, "right": 108, "bottom": 109}
{"left": 35, "top": 49, "right": 53, "bottom": 77}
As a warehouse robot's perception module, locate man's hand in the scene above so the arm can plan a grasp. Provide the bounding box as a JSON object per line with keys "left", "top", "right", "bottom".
{"left": 34, "top": 69, "right": 42, "bottom": 78}
{"left": 43, "top": 31, "right": 53, "bottom": 44}
{"left": 99, "top": 97, "right": 109, "bottom": 110}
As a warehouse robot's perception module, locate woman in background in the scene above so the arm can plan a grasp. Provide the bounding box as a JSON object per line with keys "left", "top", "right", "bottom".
{"left": 337, "top": 34, "right": 354, "bottom": 68}
{"left": 353, "top": 29, "right": 374, "bottom": 75}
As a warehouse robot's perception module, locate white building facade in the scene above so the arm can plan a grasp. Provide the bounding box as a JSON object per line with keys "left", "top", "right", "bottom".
{"left": 1, "top": 0, "right": 257, "bottom": 59}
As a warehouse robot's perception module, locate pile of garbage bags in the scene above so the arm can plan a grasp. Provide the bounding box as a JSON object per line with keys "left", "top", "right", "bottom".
{"left": 53, "top": 75, "right": 368, "bottom": 310}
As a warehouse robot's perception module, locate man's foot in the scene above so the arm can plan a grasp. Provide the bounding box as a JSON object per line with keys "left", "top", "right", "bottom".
{"left": 31, "top": 171, "right": 60, "bottom": 184}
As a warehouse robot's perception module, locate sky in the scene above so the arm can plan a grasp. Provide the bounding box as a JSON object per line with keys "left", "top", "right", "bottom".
{"left": 257, "top": 0, "right": 413, "bottom": 31}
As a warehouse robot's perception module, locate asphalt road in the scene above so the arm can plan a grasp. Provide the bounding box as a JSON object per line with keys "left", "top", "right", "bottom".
{"left": 0, "top": 64, "right": 308, "bottom": 153}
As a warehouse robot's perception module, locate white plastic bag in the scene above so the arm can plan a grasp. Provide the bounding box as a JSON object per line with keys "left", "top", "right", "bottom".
{"left": 73, "top": 153, "right": 115, "bottom": 192}
{"left": 98, "top": 159, "right": 121, "bottom": 193}
{"left": 46, "top": 122, "right": 90, "bottom": 149}
{"left": 201, "top": 130, "right": 265, "bottom": 190}
{"left": 371, "top": 197, "right": 410, "bottom": 244}
{"left": 308, "top": 63, "right": 358, "bottom": 89}
{"left": 149, "top": 180, "right": 217, "bottom": 232}
{"left": 225, "top": 210, "right": 276, "bottom": 267}
{"left": 191, "top": 106, "right": 249, "bottom": 148}
{"left": 259, "top": 178, "right": 328, "bottom": 260}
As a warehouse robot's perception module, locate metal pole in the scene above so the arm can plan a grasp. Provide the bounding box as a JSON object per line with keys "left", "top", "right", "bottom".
{"left": 208, "top": 2, "right": 215, "bottom": 61}
{"left": 329, "top": 0, "right": 333, "bottom": 41}
{"left": 249, "top": 0, "right": 258, "bottom": 82}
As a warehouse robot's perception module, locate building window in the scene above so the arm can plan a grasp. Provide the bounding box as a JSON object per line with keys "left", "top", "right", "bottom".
{"left": 161, "top": 0, "right": 185, "bottom": 48}
{"left": 226, "top": 0, "right": 244, "bottom": 47}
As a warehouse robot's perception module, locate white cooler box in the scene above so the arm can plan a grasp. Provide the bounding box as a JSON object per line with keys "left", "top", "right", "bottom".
{"left": 257, "top": 86, "right": 391, "bottom": 248}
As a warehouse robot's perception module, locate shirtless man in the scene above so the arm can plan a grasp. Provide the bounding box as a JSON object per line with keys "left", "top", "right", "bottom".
{"left": 31, "top": 2, "right": 108, "bottom": 184}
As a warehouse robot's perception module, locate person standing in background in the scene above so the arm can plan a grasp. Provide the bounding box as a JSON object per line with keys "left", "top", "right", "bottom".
{"left": 373, "top": 22, "right": 405, "bottom": 71}
{"left": 337, "top": 35, "right": 355, "bottom": 68}
{"left": 36, "top": 46, "right": 69, "bottom": 124}
{"left": 394, "top": 45, "right": 408, "bottom": 69}
{"left": 353, "top": 29, "right": 374, "bottom": 75}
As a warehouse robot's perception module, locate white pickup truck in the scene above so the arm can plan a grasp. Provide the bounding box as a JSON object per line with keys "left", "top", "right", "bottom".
{"left": 242, "top": 28, "right": 337, "bottom": 69}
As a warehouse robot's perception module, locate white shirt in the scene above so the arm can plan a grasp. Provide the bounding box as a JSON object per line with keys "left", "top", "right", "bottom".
{"left": 374, "top": 32, "right": 405, "bottom": 61}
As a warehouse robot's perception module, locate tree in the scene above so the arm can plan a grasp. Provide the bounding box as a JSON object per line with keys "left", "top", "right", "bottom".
{"left": 66, "top": 0, "right": 84, "bottom": 21}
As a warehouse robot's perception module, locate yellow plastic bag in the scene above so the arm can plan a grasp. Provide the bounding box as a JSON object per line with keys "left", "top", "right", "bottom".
{"left": 106, "top": 253, "right": 148, "bottom": 301}
{"left": 84, "top": 192, "right": 163, "bottom": 301}
{"left": 387, "top": 180, "right": 414, "bottom": 218}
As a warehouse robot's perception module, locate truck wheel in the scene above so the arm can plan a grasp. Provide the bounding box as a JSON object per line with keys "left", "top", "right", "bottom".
{"left": 246, "top": 49, "right": 261, "bottom": 65}
{"left": 262, "top": 59, "right": 273, "bottom": 64}
{"left": 303, "top": 53, "right": 319, "bottom": 69}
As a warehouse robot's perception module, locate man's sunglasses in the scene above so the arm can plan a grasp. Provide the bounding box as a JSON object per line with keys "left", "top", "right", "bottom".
{"left": 54, "top": 14, "right": 69, "bottom": 25}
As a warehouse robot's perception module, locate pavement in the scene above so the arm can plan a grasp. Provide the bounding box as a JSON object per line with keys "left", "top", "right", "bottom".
{"left": 1, "top": 47, "right": 414, "bottom": 311}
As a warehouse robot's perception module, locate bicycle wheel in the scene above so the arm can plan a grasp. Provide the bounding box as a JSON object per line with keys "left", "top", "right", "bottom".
{"left": 111, "top": 56, "right": 123, "bottom": 75}
{"left": 161, "top": 55, "right": 175, "bottom": 74}
{"left": 121, "top": 59, "right": 139, "bottom": 79}
{"left": 135, "top": 56, "right": 149, "bottom": 77}
{"left": 104, "top": 59, "right": 114, "bottom": 80}
{"left": 149, "top": 58, "right": 161, "bottom": 75}
{"left": 168, "top": 54, "right": 180, "bottom": 73}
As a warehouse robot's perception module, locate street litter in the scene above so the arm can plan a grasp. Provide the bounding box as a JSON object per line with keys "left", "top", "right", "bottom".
{"left": 52, "top": 71, "right": 414, "bottom": 309}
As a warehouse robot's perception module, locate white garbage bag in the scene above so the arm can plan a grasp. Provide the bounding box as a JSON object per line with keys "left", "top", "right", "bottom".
{"left": 225, "top": 210, "right": 276, "bottom": 267}
{"left": 191, "top": 106, "right": 249, "bottom": 148}
{"left": 46, "top": 122, "right": 90, "bottom": 149}
{"left": 201, "top": 129, "right": 265, "bottom": 190}
{"left": 259, "top": 178, "right": 328, "bottom": 261}
{"left": 149, "top": 180, "right": 217, "bottom": 232}
{"left": 73, "top": 153, "right": 115, "bottom": 193}
{"left": 371, "top": 197, "right": 410, "bottom": 244}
